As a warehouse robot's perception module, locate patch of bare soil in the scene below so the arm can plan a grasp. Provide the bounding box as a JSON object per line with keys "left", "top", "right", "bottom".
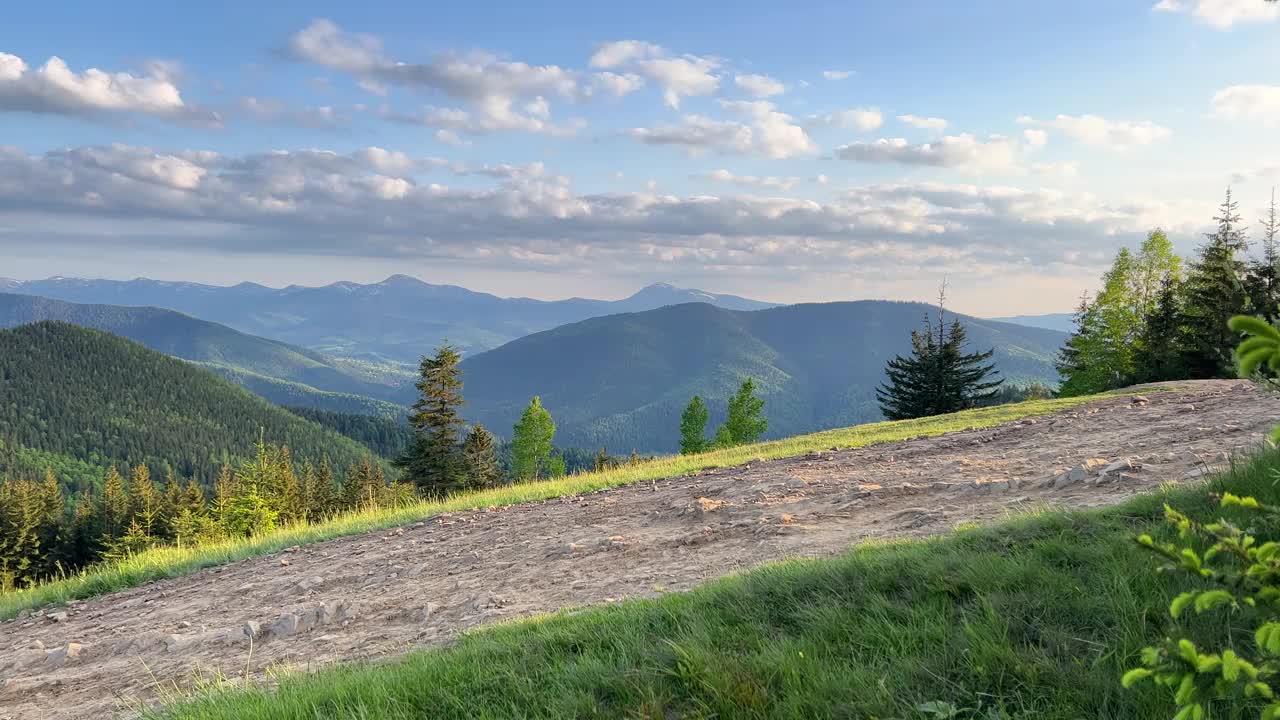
{"left": 3, "top": 380, "right": 1278, "bottom": 719}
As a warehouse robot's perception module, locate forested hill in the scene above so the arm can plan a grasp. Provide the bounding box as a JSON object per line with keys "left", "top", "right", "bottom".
{"left": 0, "top": 322, "right": 380, "bottom": 483}
{"left": 456, "top": 301, "right": 1067, "bottom": 453}
{"left": 0, "top": 293, "right": 410, "bottom": 414}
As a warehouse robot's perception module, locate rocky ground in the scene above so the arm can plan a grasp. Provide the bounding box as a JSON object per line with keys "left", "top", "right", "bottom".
{"left": 3, "top": 379, "right": 1278, "bottom": 719}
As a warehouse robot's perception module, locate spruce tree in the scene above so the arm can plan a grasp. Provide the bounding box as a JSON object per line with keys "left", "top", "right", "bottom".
{"left": 510, "top": 396, "right": 556, "bottom": 482}
{"left": 461, "top": 424, "right": 503, "bottom": 490}
{"left": 719, "top": 379, "right": 768, "bottom": 446}
{"left": 679, "top": 396, "right": 710, "bottom": 454}
{"left": 1182, "top": 188, "right": 1250, "bottom": 378}
{"left": 879, "top": 292, "right": 1002, "bottom": 419}
{"left": 1132, "top": 275, "right": 1189, "bottom": 383}
{"left": 395, "top": 345, "right": 467, "bottom": 496}
{"left": 1247, "top": 188, "right": 1280, "bottom": 321}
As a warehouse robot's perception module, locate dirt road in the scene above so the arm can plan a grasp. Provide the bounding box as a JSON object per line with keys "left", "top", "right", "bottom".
{"left": 3, "top": 380, "right": 1278, "bottom": 719}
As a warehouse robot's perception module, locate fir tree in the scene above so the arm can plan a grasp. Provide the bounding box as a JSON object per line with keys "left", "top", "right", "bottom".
{"left": 510, "top": 396, "right": 556, "bottom": 482}
{"left": 1182, "top": 188, "right": 1250, "bottom": 379}
{"left": 395, "top": 345, "right": 467, "bottom": 496}
{"left": 718, "top": 379, "right": 767, "bottom": 446}
{"left": 878, "top": 289, "right": 1002, "bottom": 419}
{"left": 98, "top": 465, "right": 128, "bottom": 541}
{"left": 1246, "top": 188, "right": 1280, "bottom": 321}
{"left": 679, "top": 396, "right": 710, "bottom": 454}
{"left": 460, "top": 424, "right": 503, "bottom": 490}
{"left": 1132, "top": 275, "right": 1189, "bottom": 383}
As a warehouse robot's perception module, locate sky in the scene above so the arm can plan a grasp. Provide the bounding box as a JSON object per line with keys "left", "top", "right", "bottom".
{"left": 1, "top": 0, "right": 1278, "bottom": 316}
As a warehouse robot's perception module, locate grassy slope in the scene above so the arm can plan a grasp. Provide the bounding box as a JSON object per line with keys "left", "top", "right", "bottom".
{"left": 0, "top": 393, "right": 1106, "bottom": 620}
{"left": 154, "top": 446, "right": 1280, "bottom": 720}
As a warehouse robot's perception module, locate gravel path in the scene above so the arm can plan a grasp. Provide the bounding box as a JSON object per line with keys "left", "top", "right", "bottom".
{"left": 3, "top": 379, "right": 1277, "bottom": 719}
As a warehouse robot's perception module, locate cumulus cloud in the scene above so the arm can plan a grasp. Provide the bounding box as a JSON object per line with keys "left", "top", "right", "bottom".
{"left": 697, "top": 169, "right": 800, "bottom": 191}
{"left": 809, "top": 107, "right": 884, "bottom": 131}
{"left": 1152, "top": 0, "right": 1278, "bottom": 28}
{"left": 384, "top": 96, "right": 585, "bottom": 137}
{"left": 1022, "top": 128, "right": 1048, "bottom": 147}
{"left": 1212, "top": 84, "right": 1280, "bottom": 126}
{"left": 284, "top": 19, "right": 583, "bottom": 135}
{"left": 589, "top": 40, "right": 719, "bottom": 108}
{"left": 734, "top": 73, "right": 785, "bottom": 97}
{"left": 0, "top": 51, "right": 216, "bottom": 124}
{"left": 1019, "top": 114, "right": 1172, "bottom": 149}
{"left": 239, "top": 97, "right": 346, "bottom": 128}
{"left": 836, "top": 134, "right": 1022, "bottom": 172}
{"left": 590, "top": 71, "right": 645, "bottom": 97}
{"left": 630, "top": 100, "right": 817, "bottom": 159}
{"left": 821, "top": 70, "right": 854, "bottom": 80}
{"left": 897, "top": 114, "right": 948, "bottom": 131}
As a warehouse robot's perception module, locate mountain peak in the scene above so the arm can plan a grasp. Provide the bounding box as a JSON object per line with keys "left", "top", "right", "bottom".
{"left": 380, "top": 274, "right": 427, "bottom": 286}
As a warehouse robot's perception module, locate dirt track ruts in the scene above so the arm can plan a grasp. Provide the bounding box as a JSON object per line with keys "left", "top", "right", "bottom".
{"left": 3, "top": 379, "right": 1278, "bottom": 719}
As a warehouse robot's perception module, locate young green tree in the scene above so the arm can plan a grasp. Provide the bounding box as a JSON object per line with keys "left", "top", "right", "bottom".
{"left": 1058, "top": 248, "right": 1141, "bottom": 395}
{"left": 460, "top": 424, "right": 504, "bottom": 490}
{"left": 679, "top": 395, "right": 710, "bottom": 454}
{"left": 1182, "top": 188, "right": 1250, "bottom": 379}
{"left": 395, "top": 345, "right": 467, "bottom": 496}
{"left": 1132, "top": 275, "right": 1190, "bottom": 384}
{"left": 510, "top": 396, "right": 556, "bottom": 482}
{"left": 717, "top": 379, "right": 768, "bottom": 446}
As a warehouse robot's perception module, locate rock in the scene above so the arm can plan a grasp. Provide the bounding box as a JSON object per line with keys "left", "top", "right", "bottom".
{"left": 1131, "top": 395, "right": 1150, "bottom": 404}
{"left": 696, "top": 497, "right": 723, "bottom": 514}
{"left": 984, "top": 480, "right": 1010, "bottom": 495}
{"left": 270, "top": 612, "right": 300, "bottom": 638}
{"left": 1102, "top": 459, "right": 1135, "bottom": 475}
{"left": 44, "top": 642, "right": 84, "bottom": 669}
{"left": 177, "top": 620, "right": 191, "bottom": 629}
{"left": 469, "top": 592, "right": 507, "bottom": 611}
{"left": 286, "top": 545, "right": 300, "bottom": 553}
{"left": 279, "top": 558, "right": 291, "bottom": 567}
{"left": 293, "top": 576, "right": 324, "bottom": 594}
{"left": 412, "top": 603, "right": 441, "bottom": 623}
{"left": 163, "top": 633, "right": 202, "bottom": 654}
{"left": 48, "top": 611, "right": 68, "bottom": 623}
{"left": 297, "top": 607, "right": 324, "bottom": 633}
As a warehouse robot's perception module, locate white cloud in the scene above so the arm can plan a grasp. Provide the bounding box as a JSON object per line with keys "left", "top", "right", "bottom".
{"left": 631, "top": 100, "right": 817, "bottom": 159}
{"left": 821, "top": 70, "right": 854, "bottom": 80}
{"left": 697, "top": 169, "right": 800, "bottom": 191}
{"left": 1022, "top": 128, "right": 1048, "bottom": 147}
{"left": 1020, "top": 114, "right": 1172, "bottom": 149}
{"left": 0, "top": 51, "right": 215, "bottom": 124}
{"left": 590, "top": 71, "right": 645, "bottom": 97}
{"left": 1152, "top": 0, "right": 1279, "bottom": 28}
{"left": 897, "top": 114, "right": 948, "bottom": 131}
{"left": 836, "top": 134, "right": 1022, "bottom": 172}
{"left": 239, "top": 97, "right": 345, "bottom": 128}
{"left": 734, "top": 73, "right": 786, "bottom": 97}
{"left": 1212, "top": 84, "right": 1280, "bottom": 126}
{"left": 283, "top": 18, "right": 385, "bottom": 72}
{"left": 386, "top": 95, "right": 585, "bottom": 137}
{"left": 810, "top": 107, "right": 884, "bottom": 131}
{"left": 589, "top": 40, "right": 720, "bottom": 108}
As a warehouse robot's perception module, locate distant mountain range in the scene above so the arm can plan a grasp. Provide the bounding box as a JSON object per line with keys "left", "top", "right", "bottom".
{"left": 988, "top": 313, "right": 1076, "bottom": 333}
{"left": 0, "top": 276, "right": 775, "bottom": 362}
{"left": 454, "top": 301, "right": 1068, "bottom": 453}
{"left": 0, "top": 293, "right": 410, "bottom": 416}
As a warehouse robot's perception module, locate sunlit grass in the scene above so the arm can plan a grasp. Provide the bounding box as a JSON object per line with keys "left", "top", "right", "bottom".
{"left": 0, "top": 392, "right": 1118, "bottom": 620}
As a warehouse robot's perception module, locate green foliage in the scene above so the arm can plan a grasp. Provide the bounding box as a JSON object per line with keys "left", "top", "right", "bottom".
{"left": 284, "top": 407, "right": 412, "bottom": 458}
{"left": 1246, "top": 191, "right": 1280, "bottom": 323}
{"left": 1182, "top": 189, "right": 1251, "bottom": 379}
{"left": 510, "top": 397, "right": 557, "bottom": 481}
{"left": 0, "top": 322, "right": 376, "bottom": 483}
{"left": 460, "top": 425, "right": 504, "bottom": 490}
{"left": 396, "top": 346, "right": 467, "bottom": 497}
{"left": 1124, "top": 496, "right": 1280, "bottom": 719}
{"left": 679, "top": 396, "right": 710, "bottom": 454}
{"left": 878, "top": 301, "right": 1003, "bottom": 420}
{"left": 717, "top": 379, "right": 768, "bottom": 447}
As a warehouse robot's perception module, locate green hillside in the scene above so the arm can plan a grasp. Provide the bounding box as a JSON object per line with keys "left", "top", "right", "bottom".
{"left": 0, "top": 322, "right": 381, "bottom": 483}
{"left": 0, "top": 293, "right": 412, "bottom": 412}
{"left": 458, "top": 301, "right": 1066, "bottom": 452}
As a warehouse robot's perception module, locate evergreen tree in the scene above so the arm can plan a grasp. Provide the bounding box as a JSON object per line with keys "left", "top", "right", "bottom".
{"left": 129, "top": 464, "right": 162, "bottom": 537}
{"left": 460, "top": 425, "right": 503, "bottom": 490}
{"left": 1246, "top": 188, "right": 1280, "bottom": 321}
{"left": 1132, "top": 275, "right": 1189, "bottom": 383}
{"left": 1182, "top": 188, "right": 1250, "bottom": 378}
{"left": 395, "top": 345, "right": 467, "bottom": 496}
{"left": 718, "top": 379, "right": 768, "bottom": 446}
{"left": 98, "top": 465, "right": 128, "bottom": 541}
{"left": 679, "top": 396, "right": 710, "bottom": 454}
{"left": 879, "top": 292, "right": 1002, "bottom": 419}
{"left": 510, "top": 396, "right": 556, "bottom": 482}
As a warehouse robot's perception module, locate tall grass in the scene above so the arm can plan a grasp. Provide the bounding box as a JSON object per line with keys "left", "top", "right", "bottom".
{"left": 154, "top": 447, "right": 1280, "bottom": 720}
{"left": 1, "top": 393, "right": 1111, "bottom": 620}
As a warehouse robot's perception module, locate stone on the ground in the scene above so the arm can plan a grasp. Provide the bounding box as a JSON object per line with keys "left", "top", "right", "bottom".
{"left": 44, "top": 642, "right": 84, "bottom": 669}
{"left": 270, "top": 612, "right": 300, "bottom": 638}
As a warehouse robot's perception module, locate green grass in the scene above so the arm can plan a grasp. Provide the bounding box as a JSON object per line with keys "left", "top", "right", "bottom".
{"left": 153, "top": 446, "right": 1280, "bottom": 720}
{"left": 0, "top": 392, "right": 1114, "bottom": 621}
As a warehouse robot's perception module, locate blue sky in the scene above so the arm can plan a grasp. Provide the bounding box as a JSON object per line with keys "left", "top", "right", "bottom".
{"left": 1, "top": 0, "right": 1278, "bottom": 315}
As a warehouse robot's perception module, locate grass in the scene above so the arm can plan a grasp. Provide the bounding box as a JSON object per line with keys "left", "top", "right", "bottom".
{"left": 153, "top": 446, "right": 1280, "bottom": 720}
{"left": 0, "top": 392, "right": 1115, "bottom": 621}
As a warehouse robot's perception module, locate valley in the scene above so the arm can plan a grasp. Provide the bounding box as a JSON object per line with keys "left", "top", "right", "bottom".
{"left": 2, "top": 380, "right": 1271, "bottom": 719}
